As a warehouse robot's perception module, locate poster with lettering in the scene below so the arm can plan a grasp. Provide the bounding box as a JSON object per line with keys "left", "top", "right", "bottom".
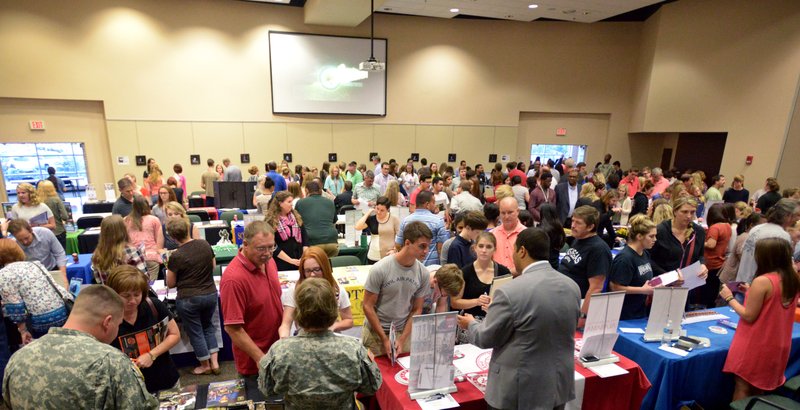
{"left": 407, "top": 312, "right": 458, "bottom": 399}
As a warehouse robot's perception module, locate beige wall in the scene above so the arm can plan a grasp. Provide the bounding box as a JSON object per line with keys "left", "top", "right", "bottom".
{"left": 0, "top": 0, "right": 642, "bottom": 179}
{"left": 632, "top": 0, "right": 800, "bottom": 188}
{"left": 777, "top": 89, "right": 800, "bottom": 188}
{"left": 0, "top": 98, "right": 114, "bottom": 201}
{"left": 627, "top": 132, "right": 678, "bottom": 171}
{"left": 105, "top": 120, "right": 517, "bottom": 188}
{"left": 0, "top": 0, "right": 798, "bottom": 190}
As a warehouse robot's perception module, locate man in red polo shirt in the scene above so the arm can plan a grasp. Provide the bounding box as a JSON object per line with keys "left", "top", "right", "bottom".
{"left": 220, "top": 221, "right": 283, "bottom": 377}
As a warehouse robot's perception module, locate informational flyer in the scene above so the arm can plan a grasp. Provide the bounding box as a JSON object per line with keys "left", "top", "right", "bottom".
{"left": 117, "top": 316, "right": 169, "bottom": 359}
{"left": 643, "top": 287, "right": 689, "bottom": 342}
{"left": 408, "top": 312, "right": 458, "bottom": 399}
{"left": 579, "top": 291, "right": 625, "bottom": 361}
{"left": 345, "top": 209, "right": 363, "bottom": 247}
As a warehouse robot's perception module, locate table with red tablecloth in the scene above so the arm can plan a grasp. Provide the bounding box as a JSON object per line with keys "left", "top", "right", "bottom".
{"left": 187, "top": 206, "right": 218, "bottom": 220}
{"left": 370, "top": 348, "right": 650, "bottom": 410}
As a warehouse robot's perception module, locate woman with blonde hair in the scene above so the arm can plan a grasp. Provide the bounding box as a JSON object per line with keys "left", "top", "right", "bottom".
{"left": 11, "top": 182, "right": 55, "bottom": 231}
{"left": 91, "top": 215, "right": 147, "bottom": 284}
{"left": 265, "top": 191, "right": 307, "bottom": 271}
{"left": 650, "top": 196, "right": 709, "bottom": 285}
{"left": 144, "top": 166, "right": 164, "bottom": 203}
{"left": 163, "top": 201, "right": 200, "bottom": 250}
{"left": 651, "top": 203, "right": 673, "bottom": 226}
{"left": 278, "top": 246, "right": 353, "bottom": 338}
{"left": 36, "top": 180, "right": 70, "bottom": 250}
{"left": 617, "top": 184, "right": 632, "bottom": 225}
{"left": 287, "top": 181, "right": 303, "bottom": 208}
{"left": 124, "top": 196, "right": 164, "bottom": 280}
{"left": 384, "top": 180, "right": 406, "bottom": 207}
{"left": 577, "top": 182, "right": 599, "bottom": 208}
{"left": 609, "top": 214, "right": 658, "bottom": 319}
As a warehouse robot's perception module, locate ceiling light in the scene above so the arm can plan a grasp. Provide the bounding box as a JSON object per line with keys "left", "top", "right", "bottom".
{"left": 450, "top": 8, "right": 459, "bottom": 13}
{"left": 528, "top": 4, "right": 538, "bottom": 9}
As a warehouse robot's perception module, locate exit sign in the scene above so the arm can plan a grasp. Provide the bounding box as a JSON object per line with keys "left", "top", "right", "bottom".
{"left": 29, "top": 120, "right": 46, "bottom": 130}
{"left": 556, "top": 128, "right": 567, "bottom": 136}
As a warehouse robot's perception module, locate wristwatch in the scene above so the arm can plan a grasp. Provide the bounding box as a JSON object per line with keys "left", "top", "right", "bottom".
{"left": 580, "top": 313, "right": 588, "bottom": 319}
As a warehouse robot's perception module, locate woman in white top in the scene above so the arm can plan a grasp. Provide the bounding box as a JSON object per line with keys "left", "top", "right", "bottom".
{"left": 400, "top": 163, "right": 419, "bottom": 194}
{"left": 618, "top": 184, "right": 633, "bottom": 225}
{"left": 278, "top": 246, "right": 354, "bottom": 338}
{"left": 355, "top": 197, "right": 400, "bottom": 264}
{"left": 11, "top": 183, "right": 55, "bottom": 230}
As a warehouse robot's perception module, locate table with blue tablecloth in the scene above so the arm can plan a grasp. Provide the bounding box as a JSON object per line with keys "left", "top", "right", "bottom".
{"left": 614, "top": 307, "right": 800, "bottom": 410}
{"left": 66, "top": 253, "right": 94, "bottom": 285}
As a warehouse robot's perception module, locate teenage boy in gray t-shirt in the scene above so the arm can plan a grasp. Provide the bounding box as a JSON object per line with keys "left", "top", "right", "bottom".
{"left": 362, "top": 221, "right": 432, "bottom": 357}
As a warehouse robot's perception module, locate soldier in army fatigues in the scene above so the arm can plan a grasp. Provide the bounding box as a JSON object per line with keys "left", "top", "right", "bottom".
{"left": 259, "top": 278, "right": 382, "bottom": 409}
{"left": 2, "top": 285, "right": 158, "bottom": 410}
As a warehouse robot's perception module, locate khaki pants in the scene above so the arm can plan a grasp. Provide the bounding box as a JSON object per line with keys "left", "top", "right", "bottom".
{"left": 315, "top": 242, "right": 339, "bottom": 258}
{"left": 361, "top": 324, "right": 411, "bottom": 357}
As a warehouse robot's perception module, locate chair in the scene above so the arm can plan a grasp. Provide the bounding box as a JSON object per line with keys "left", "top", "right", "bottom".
{"left": 729, "top": 395, "right": 800, "bottom": 410}
{"left": 187, "top": 209, "right": 210, "bottom": 221}
{"left": 61, "top": 179, "right": 79, "bottom": 198}
{"left": 76, "top": 215, "right": 104, "bottom": 229}
{"left": 187, "top": 214, "right": 202, "bottom": 224}
{"left": 220, "top": 210, "right": 245, "bottom": 225}
{"left": 330, "top": 255, "right": 361, "bottom": 268}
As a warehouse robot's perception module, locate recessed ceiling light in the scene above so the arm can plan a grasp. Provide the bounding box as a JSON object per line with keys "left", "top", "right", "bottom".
{"left": 528, "top": 4, "right": 539, "bottom": 9}
{"left": 450, "top": 8, "right": 459, "bottom": 13}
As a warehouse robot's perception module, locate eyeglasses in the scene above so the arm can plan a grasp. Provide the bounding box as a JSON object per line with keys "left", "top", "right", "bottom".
{"left": 254, "top": 245, "right": 278, "bottom": 253}
{"left": 304, "top": 267, "right": 323, "bottom": 274}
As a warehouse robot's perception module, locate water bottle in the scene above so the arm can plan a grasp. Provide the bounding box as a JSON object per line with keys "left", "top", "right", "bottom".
{"left": 661, "top": 320, "right": 674, "bottom": 346}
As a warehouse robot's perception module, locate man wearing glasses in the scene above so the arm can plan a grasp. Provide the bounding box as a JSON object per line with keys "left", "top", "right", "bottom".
{"left": 220, "top": 221, "right": 284, "bottom": 380}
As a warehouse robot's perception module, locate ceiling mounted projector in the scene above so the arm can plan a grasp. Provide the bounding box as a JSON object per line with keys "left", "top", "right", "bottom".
{"left": 359, "top": 0, "right": 385, "bottom": 72}
{"left": 359, "top": 57, "right": 385, "bottom": 72}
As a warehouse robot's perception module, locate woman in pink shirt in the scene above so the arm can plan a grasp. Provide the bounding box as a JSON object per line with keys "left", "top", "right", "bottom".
{"left": 124, "top": 196, "right": 164, "bottom": 281}
{"left": 173, "top": 163, "right": 187, "bottom": 200}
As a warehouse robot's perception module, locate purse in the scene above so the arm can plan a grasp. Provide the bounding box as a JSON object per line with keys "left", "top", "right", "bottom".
{"left": 34, "top": 263, "right": 74, "bottom": 315}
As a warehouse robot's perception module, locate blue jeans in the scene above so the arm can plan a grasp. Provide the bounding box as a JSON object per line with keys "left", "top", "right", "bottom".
{"left": 176, "top": 293, "right": 219, "bottom": 361}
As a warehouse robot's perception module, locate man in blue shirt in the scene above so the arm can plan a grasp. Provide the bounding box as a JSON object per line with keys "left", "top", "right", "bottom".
{"left": 395, "top": 190, "right": 449, "bottom": 266}
{"left": 7, "top": 219, "right": 67, "bottom": 282}
{"left": 265, "top": 161, "right": 287, "bottom": 192}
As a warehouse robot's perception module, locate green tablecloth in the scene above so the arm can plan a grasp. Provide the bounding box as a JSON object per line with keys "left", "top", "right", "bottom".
{"left": 212, "top": 244, "right": 239, "bottom": 264}
{"left": 212, "top": 243, "right": 367, "bottom": 265}
{"left": 66, "top": 229, "right": 84, "bottom": 255}
{"left": 338, "top": 245, "right": 368, "bottom": 264}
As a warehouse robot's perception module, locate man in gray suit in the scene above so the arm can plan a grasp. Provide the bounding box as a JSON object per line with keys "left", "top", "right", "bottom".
{"left": 457, "top": 227, "right": 581, "bottom": 410}
{"left": 555, "top": 169, "right": 582, "bottom": 227}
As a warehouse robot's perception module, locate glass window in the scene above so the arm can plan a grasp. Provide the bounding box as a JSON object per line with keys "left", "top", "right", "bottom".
{"left": 1, "top": 142, "right": 88, "bottom": 194}
{"left": 530, "top": 144, "right": 587, "bottom": 165}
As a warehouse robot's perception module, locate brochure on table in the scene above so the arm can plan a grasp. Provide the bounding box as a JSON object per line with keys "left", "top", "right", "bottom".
{"left": 104, "top": 183, "right": 116, "bottom": 202}
{"left": 86, "top": 184, "right": 97, "bottom": 201}
{"left": 643, "top": 287, "right": 688, "bottom": 342}
{"left": 407, "top": 312, "right": 459, "bottom": 400}
{"left": 579, "top": 291, "right": 625, "bottom": 367}
{"left": 345, "top": 209, "right": 363, "bottom": 247}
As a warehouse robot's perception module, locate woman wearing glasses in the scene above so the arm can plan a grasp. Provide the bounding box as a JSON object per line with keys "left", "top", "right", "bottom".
{"left": 278, "top": 247, "right": 353, "bottom": 338}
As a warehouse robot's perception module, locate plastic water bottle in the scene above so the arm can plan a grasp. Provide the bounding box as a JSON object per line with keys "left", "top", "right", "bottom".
{"left": 661, "top": 320, "right": 674, "bottom": 346}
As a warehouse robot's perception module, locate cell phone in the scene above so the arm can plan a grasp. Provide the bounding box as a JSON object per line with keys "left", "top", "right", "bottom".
{"left": 671, "top": 343, "right": 693, "bottom": 352}
{"left": 679, "top": 336, "right": 701, "bottom": 345}
{"left": 580, "top": 355, "right": 599, "bottom": 363}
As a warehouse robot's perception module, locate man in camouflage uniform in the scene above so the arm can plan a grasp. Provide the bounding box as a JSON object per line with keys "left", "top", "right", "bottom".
{"left": 259, "top": 278, "right": 381, "bottom": 409}
{"left": 2, "top": 285, "right": 158, "bottom": 410}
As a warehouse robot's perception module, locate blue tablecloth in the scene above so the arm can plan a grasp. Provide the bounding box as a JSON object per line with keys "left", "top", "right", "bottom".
{"left": 65, "top": 253, "right": 93, "bottom": 285}
{"left": 614, "top": 307, "right": 800, "bottom": 410}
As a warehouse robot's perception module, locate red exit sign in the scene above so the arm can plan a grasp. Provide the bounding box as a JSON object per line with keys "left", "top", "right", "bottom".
{"left": 29, "top": 120, "right": 46, "bottom": 130}
{"left": 556, "top": 128, "right": 567, "bottom": 136}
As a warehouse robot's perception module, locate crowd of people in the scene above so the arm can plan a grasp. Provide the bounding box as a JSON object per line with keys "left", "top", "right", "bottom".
{"left": 0, "top": 151, "right": 799, "bottom": 409}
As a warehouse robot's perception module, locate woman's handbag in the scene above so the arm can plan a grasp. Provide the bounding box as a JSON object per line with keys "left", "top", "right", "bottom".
{"left": 34, "top": 264, "right": 74, "bottom": 315}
